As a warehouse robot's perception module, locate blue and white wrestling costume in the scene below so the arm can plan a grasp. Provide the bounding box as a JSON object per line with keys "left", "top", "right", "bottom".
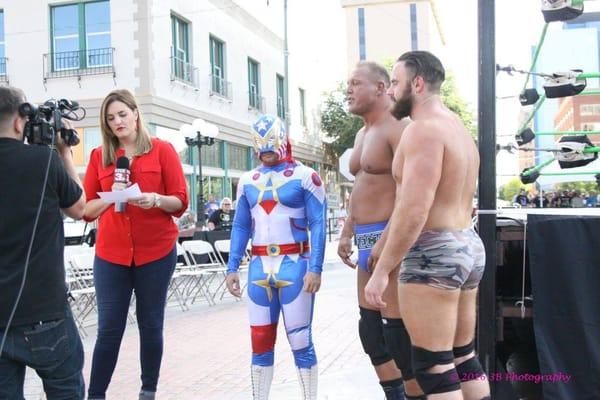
{"left": 227, "top": 115, "right": 326, "bottom": 400}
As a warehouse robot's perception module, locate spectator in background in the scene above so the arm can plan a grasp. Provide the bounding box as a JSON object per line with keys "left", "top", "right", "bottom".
{"left": 513, "top": 189, "right": 529, "bottom": 207}
{"left": 558, "top": 191, "right": 572, "bottom": 208}
{"left": 534, "top": 192, "right": 550, "bottom": 208}
{"left": 571, "top": 191, "right": 585, "bottom": 208}
{"left": 204, "top": 194, "right": 219, "bottom": 219}
{"left": 587, "top": 191, "right": 598, "bottom": 207}
{"left": 207, "top": 197, "right": 235, "bottom": 231}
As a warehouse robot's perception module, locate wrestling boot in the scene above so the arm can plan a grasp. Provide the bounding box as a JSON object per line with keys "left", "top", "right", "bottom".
{"left": 251, "top": 365, "right": 274, "bottom": 400}
{"left": 296, "top": 365, "right": 318, "bottom": 400}
{"left": 138, "top": 390, "right": 155, "bottom": 400}
{"left": 380, "top": 378, "right": 406, "bottom": 400}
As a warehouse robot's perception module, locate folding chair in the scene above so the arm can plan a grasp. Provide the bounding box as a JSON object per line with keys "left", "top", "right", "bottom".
{"left": 167, "top": 242, "right": 189, "bottom": 311}
{"left": 179, "top": 240, "right": 225, "bottom": 306}
{"left": 66, "top": 249, "right": 97, "bottom": 337}
{"left": 213, "top": 239, "right": 250, "bottom": 300}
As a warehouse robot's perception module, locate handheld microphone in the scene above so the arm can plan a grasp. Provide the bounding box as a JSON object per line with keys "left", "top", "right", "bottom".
{"left": 114, "top": 156, "right": 130, "bottom": 213}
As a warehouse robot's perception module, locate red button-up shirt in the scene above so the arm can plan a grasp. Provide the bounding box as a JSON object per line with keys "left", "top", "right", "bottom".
{"left": 83, "top": 138, "right": 188, "bottom": 266}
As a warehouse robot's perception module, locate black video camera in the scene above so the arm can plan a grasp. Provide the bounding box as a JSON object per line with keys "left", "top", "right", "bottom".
{"left": 18, "top": 99, "right": 85, "bottom": 146}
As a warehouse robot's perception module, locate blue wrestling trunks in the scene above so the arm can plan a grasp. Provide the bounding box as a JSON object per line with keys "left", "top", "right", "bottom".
{"left": 354, "top": 221, "right": 387, "bottom": 272}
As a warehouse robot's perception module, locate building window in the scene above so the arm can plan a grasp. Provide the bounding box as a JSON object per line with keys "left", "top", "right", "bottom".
{"left": 228, "top": 143, "right": 249, "bottom": 171}
{"left": 84, "top": 127, "right": 102, "bottom": 162}
{"left": 204, "top": 176, "right": 224, "bottom": 200}
{"left": 276, "top": 74, "right": 285, "bottom": 119}
{"left": 358, "top": 8, "right": 366, "bottom": 60}
{"left": 210, "top": 35, "right": 230, "bottom": 98}
{"left": 299, "top": 88, "right": 306, "bottom": 126}
{"left": 50, "top": 1, "right": 111, "bottom": 71}
{"left": 248, "top": 58, "right": 262, "bottom": 110}
{"left": 171, "top": 14, "right": 191, "bottom": 82}
{"left": 198, "top": 140, "right": 222, "bottom": 168}
{"left": 410, "top": 4, "right": 418, "bottom": 51}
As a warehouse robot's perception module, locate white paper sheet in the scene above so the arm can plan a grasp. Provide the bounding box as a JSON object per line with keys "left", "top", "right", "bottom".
{"left": 97, "top": 183, "right": 142, "bottom": 204}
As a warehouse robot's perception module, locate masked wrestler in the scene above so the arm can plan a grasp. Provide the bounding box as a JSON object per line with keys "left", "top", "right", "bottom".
{"left": 226, "top": 114, "right": 326, "bottom": 400}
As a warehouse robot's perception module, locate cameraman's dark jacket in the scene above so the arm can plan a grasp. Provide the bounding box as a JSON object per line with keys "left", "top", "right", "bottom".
{"left": 0, "top": 138, "right": 82, "bottom": 327}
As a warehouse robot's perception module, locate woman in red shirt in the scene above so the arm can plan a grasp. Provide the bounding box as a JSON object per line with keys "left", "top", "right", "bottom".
{"left": 83, "top": 89, "right": 188, "bottom": 400}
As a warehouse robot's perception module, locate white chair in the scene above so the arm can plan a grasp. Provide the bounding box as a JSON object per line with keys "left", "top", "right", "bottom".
{"left": 213, "top": 239, "right": 250, "bottom": 299}
{"left": 179, "top": 240, "right": 225, "bottom": 306}
{"left": 167, "top": 242, "right": 189, "bottom": 311}
{"left": 66, "top": 249, "right": 97, "bottom": 337}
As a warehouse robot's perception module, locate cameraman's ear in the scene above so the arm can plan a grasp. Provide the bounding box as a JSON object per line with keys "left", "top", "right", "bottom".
{"left": 13, "top": 115, "right": 25, "bottom": 138}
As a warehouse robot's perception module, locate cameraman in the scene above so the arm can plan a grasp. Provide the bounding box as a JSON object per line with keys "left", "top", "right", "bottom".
{"left": 0, "top": 86, "right": 86, "bottom": 399}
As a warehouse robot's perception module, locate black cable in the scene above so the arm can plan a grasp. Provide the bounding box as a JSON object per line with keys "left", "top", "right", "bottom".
{"left": 0, "top": 131, "right": 56, "bottom": 355}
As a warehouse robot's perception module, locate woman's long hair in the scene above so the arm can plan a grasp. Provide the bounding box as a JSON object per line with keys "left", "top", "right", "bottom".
{"left": 99, "top": 89, "right": 152, "bottom": 167}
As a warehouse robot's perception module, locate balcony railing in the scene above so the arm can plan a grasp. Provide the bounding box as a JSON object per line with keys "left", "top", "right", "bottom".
{"left": 249, "top": 92, "right": 265, "bottom": 112}
{"left": 209, "top": 74, "right": 232, "bottom": 100}
{"left": 0, "top": 58, "right": 8, "bottom": 84}
{"left": 171, "top": 56, "right": 199, "bottom": 88}
{"left": 44, "top": 48, "right": 115, "bottom": 81}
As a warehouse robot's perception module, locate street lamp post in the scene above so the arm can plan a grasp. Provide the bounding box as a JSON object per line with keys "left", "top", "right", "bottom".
{"left": 179, "top": 119, "right": 219, "bottom": 228}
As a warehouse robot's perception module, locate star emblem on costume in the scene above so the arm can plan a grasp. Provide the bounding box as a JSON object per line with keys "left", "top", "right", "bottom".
{"left": 256, "top": 119, "right": 268, "bottom": 133}
{"left": 252, "top": 271, "right": 293, "bottom": 302}
{"left": 255, "top": 173, "right": 285, "bottom": 214}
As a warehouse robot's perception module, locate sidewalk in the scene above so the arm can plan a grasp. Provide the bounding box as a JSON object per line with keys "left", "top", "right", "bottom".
{"left": 25, "top": 239, "right": 379, "bottom": 400}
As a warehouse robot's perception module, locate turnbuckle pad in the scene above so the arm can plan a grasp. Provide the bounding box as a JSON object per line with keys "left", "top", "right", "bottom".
{"left": 519, "top": 89, "right": 540, "bottom": 106}
{"left": 520, "top": 167, "right": 540, "bottom": 184}
{"left": 543, "top": 70, "right": 586, "bottom": 98}
{"left": 556, "top": 135, "right": 598, "bottom": 168}
{"left": 516, "top": 128, "right": 535, "bottom": 146}
{"left": 542, "top": 0, "right": 584, "bottom": 23}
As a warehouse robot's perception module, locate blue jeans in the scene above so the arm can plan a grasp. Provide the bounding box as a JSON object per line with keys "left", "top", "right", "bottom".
{"left": 88, "top": 247, "right": 176, "bottom": 399}
{"left": 0, "top": 307, "right": 85, "bottom": 400}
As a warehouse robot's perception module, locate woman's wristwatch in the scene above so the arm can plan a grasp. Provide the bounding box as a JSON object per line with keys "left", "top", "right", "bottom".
{"left": 153, "top": 193, "right": 162, "bottom": 208}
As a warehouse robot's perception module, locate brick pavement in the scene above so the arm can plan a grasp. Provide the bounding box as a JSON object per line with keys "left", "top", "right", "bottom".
{"left": 24, "top": 240, "right": 386, "bottom": 399}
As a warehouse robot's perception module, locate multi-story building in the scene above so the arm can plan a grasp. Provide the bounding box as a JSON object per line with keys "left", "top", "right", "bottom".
{"left": 555, "top": 94, "right": 600, "bottom": 143}
{"left": 0, "top": 0, "right": 329, "bottom": 212}
{"left": 341, "top": 0, "right": 445, "bottom": 70}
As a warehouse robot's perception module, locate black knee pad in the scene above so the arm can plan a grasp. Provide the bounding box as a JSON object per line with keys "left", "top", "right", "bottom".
{"left": 454, "top": 341, "right": 485, "bottom": 382}
{"left": 412, "top": 346, "right": 461, "bottom": 395}
{"left": 358, "top": 307, "right": 392, "bottom": 366}
{"left": 382, "top": 317, "right": 414, "bottom": 380}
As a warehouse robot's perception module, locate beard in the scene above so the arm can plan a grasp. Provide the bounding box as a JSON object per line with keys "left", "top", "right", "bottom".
{"left": 390, "top": 82, "right": 414, "bottom": 120}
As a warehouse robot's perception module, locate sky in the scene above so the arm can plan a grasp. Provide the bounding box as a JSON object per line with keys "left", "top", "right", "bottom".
{"left": 239, "top": 0, "right": 599, "bottom": 187}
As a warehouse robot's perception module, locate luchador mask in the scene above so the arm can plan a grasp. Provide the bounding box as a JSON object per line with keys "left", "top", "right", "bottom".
{"left": 250, "top": 114, "right": 288, "bottom": 159}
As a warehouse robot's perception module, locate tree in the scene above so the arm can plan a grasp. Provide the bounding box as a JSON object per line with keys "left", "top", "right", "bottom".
{"left": 381, "top": 58, "right": 477, "bottom": 138}
{"left": 319, "top": 71, "right": 477, "bottom": 158}
{"left": 440, "top": 73, "right": 477, "bottom": 138}
{"left": 555, "top": 181, "right": 598, "bottom": 193}
{"left": 498, "top": 178, "right": 533, "bottom": 202}
{"left": 320, "top": 83, "right": 363, "bottom": 158}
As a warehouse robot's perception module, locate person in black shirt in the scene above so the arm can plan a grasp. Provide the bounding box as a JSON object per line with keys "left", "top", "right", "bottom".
{"left": 207, "top": 197, "right": 235, "bottom": 231}
{"left": 0, "top": 86, "right": 86, "bottom": 399}
{"left": 513, "top": 189, "right": 529, "bottom": 207}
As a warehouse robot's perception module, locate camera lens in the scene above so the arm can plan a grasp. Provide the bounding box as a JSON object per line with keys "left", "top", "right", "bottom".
{"left": 18, "top": 102, "right": 37, "bottom": 117}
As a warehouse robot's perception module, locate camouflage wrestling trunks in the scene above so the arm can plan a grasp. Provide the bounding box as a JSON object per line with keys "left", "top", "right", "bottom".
{"left": 400, "top": 227, "right": 485, "bottom": 290}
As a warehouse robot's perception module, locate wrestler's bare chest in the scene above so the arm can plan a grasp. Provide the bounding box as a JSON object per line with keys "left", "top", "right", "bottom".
{"left": 350, "top": 128, "right": 393, "bottom": 176}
